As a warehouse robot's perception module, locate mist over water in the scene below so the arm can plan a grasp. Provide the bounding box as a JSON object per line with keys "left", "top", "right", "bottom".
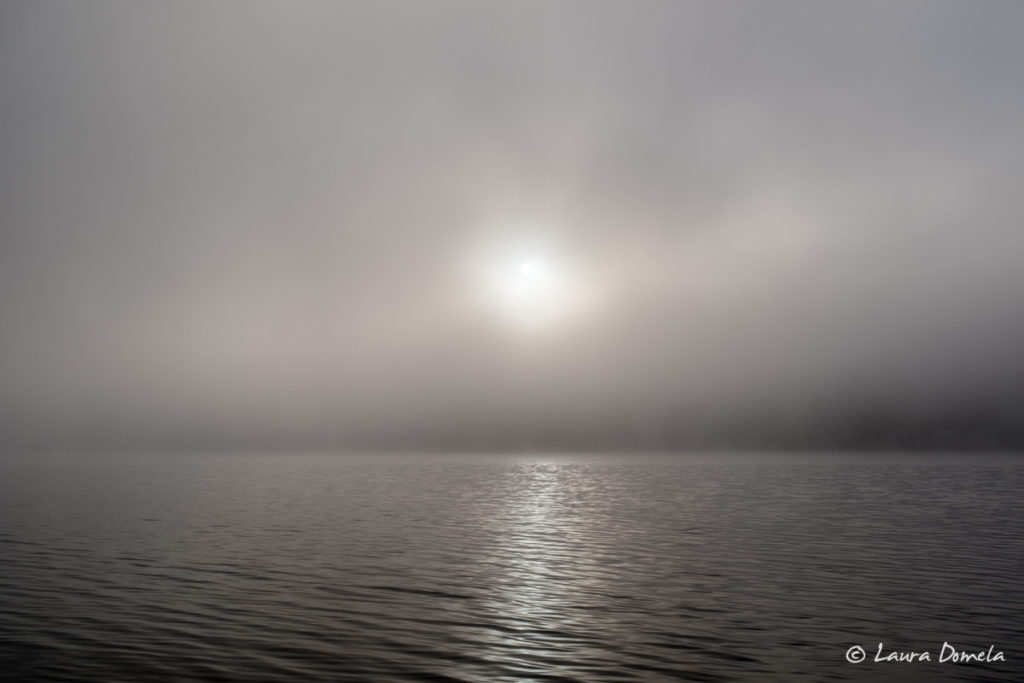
{"left": 2, "top": 452, "right": 1022, "bottom": 682}
{"left": 2, "top": 3, "right": 1024, "bottom": 680}
{"left": 2, "top": 1, "right": 1024, "bottom": 450}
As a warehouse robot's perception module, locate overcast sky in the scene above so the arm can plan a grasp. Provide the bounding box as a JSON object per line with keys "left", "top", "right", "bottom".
{"left": 2, "top": 1, "right": 1023, "bottom": 449}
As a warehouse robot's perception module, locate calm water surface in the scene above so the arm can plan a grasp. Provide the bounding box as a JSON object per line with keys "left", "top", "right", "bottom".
{"left": 1, "top": 452, "right": 1022, "bottom": 681}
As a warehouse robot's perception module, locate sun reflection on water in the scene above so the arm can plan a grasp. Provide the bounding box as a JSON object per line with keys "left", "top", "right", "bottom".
{"left": 462, "top": 458, "right": 624, "bottom": 679}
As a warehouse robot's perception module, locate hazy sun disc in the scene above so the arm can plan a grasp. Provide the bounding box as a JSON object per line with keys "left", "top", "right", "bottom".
{"left": 466, "top": 231, "right": 590, "bottom": 334}
{"left": 494, "top": 256, "right": 558, "bottom": 316}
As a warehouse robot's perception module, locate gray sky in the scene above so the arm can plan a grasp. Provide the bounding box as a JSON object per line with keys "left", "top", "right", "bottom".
{"left": 2, "top": 1, "right": 1024, "bottom": 449}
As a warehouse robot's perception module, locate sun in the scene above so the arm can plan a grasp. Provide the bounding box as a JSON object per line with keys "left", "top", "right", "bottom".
{"left": 494, "top": 254, "right": 560, "bottom": 318}
{"left": 466, "top": 228, "right": 583, "bottom": 333}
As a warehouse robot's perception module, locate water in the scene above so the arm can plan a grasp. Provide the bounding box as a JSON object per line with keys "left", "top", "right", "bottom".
{"left": 1, "top": 452, "right": 1021, "bottom": 681}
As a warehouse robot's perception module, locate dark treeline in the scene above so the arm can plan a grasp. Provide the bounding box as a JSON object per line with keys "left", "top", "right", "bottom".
{"left": 5, "top": 400, "right": 1022, "bottom": 454}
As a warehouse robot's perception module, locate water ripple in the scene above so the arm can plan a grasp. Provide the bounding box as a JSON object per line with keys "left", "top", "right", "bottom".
{"left": 1, "top": 452, "right": 1022, "bottom": 681}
